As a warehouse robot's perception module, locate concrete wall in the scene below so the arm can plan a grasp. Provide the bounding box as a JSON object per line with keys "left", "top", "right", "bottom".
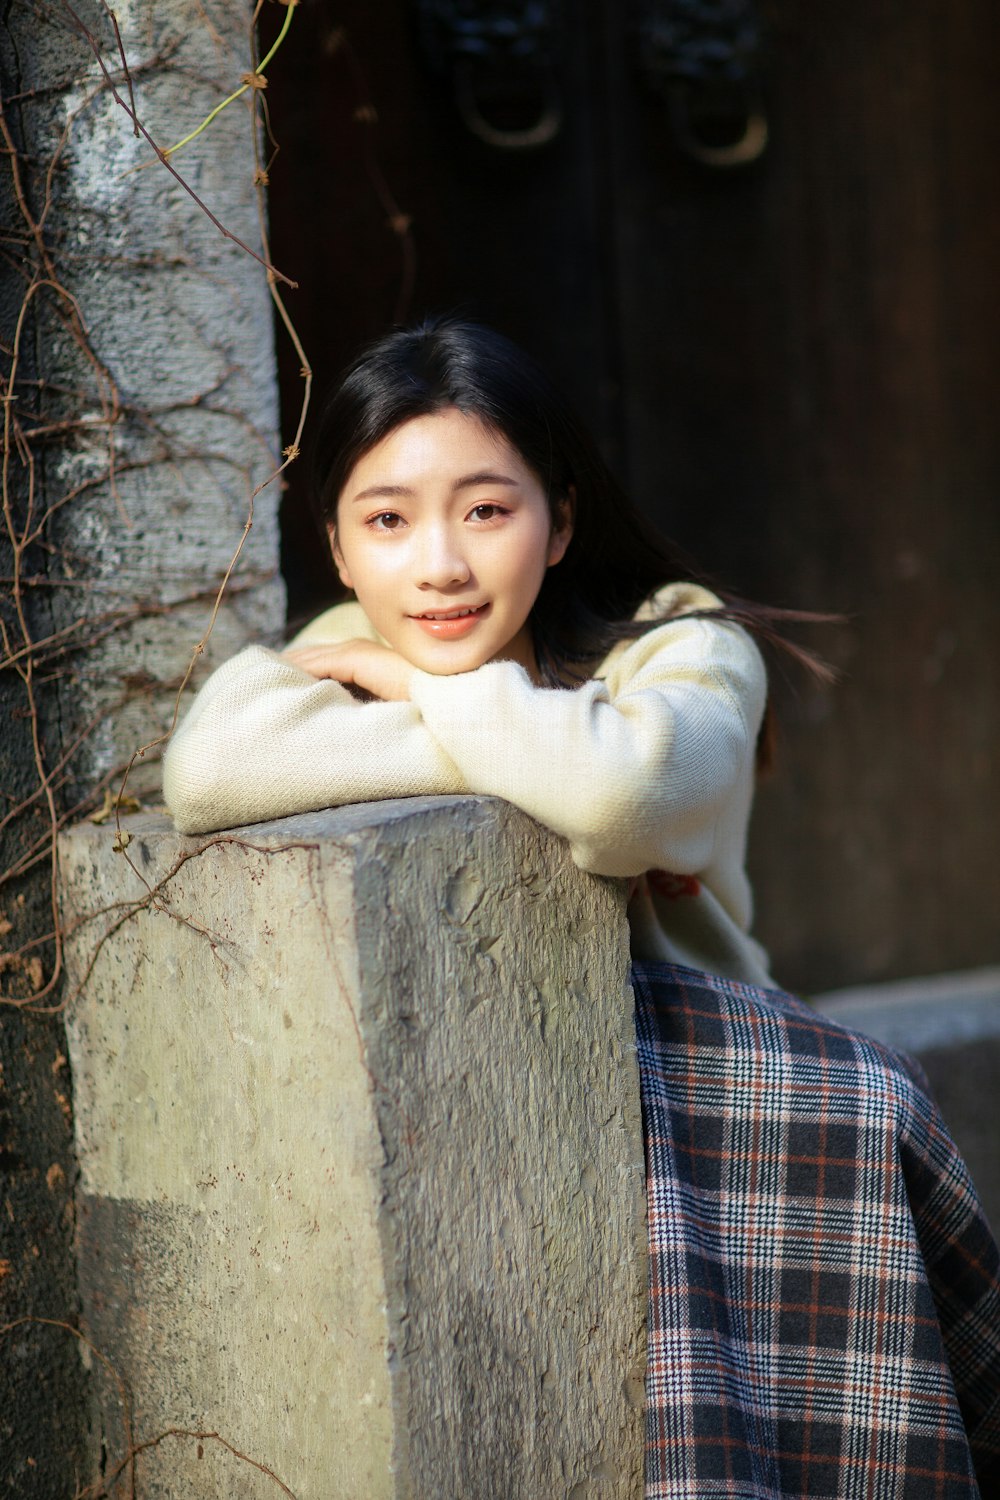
{"left": 59, "top": 798, "right": 647, "bottom": 1499}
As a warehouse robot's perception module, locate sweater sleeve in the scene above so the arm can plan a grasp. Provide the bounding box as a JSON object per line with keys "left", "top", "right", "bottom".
{"left": 162, "top": 645, "right": 466, "bottom": 834}
{"left": 408, "top": 613, "right": 767, "bottom": 878}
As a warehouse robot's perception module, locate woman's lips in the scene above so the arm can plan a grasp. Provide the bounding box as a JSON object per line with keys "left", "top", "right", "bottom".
{"left": 410, "top": 603, "right": 489, "bottom": 639}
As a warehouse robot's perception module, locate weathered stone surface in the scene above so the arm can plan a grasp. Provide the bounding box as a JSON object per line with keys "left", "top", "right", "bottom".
{"left": 60, "top": 798, "right": 646, "bottom": 1499}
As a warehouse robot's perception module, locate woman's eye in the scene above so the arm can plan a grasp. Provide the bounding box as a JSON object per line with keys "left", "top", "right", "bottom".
{"left": 469, "top": 503, "right": 505, "bottom": 522}
{"left": 369, "top": 511, "right": 404, "bottom": 530}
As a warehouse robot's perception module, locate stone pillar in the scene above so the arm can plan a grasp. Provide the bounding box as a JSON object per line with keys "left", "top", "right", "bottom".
{"left": 59, "top": 797, "right": 647, "bottom": 1499}
{"left": 2, "top": 6, "right": 284, "bottom": 1487}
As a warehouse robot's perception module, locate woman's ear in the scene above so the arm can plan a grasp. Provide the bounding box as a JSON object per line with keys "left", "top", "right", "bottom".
{"left": 330, "top": 529, "right": 353, "bottom": 590}
{"left": 546, "top": 486, "right": 575, "bottom": 568}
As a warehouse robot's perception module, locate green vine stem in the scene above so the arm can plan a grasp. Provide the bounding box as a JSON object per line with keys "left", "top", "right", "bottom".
{"left": 160, "top": 0, "right": 298, "bottom": 163}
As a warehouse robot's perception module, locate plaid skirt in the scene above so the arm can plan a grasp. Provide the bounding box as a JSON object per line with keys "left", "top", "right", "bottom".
{"left": 633, "top": 962, "right": 1000, "bottom": 1500}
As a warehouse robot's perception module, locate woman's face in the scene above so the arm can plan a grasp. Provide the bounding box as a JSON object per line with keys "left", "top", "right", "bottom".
{"left": 332, "top": 407, "right": 572, "bottom": 677}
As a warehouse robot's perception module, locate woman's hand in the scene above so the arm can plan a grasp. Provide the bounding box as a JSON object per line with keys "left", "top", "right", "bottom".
{"left": 282, "top": 639, "right": 416, "bottom": 702}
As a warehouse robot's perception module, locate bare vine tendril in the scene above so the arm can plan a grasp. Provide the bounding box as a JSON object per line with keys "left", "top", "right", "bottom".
{"left": 1, "top": 0, "right": 311, "bottom": 1011}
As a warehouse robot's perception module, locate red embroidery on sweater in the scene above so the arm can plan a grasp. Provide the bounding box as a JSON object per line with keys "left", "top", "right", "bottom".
{"left": 647, "top": 869, "right": 701, "bottom": 900}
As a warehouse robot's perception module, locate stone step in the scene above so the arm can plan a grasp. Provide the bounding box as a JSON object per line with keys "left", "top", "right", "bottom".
{"left": 813, "top": 968, "right": 1000, "bottom": 1232}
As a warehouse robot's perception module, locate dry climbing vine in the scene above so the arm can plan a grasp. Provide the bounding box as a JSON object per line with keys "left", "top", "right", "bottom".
{"left": 0, "top": 0, "right": 317, "bottom": 1490}
{"left": 0, "top": 0, "right": 310, "bottom": 1013}
{"left": 0, "top": 1312, "right": 300, "bottom": 1497}
{"left": 1, "top": 2, "right": 416, "bottom": 1018}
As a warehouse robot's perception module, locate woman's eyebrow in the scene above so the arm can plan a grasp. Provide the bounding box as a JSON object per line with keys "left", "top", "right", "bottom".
{"left": 350, "top": 471, "right": 519, "bottom": 503}
{"left": 349, "top": 483, "right": 414, "bottom": 503}
{"left": 452, "top": 471, "right": 519, "bottom": 491}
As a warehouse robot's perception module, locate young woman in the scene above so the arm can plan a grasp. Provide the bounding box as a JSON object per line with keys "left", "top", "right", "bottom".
{"left": 164, "top": 317, "right": 1000, "bottom": 1498}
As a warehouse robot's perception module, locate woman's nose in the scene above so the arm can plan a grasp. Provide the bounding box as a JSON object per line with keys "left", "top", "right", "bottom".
{"left": 416, "top": 526, "right": 471, "bottom": 589}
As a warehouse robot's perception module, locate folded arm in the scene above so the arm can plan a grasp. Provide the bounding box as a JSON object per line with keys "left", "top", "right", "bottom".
{"left": 408, "top": 614, "right": 767, "bottom": 877}
{"left": 164, "top": 603, "right": 766, "bottom": 872}
{"left": 162, "top": 645, "right": 466, "bottom": 834}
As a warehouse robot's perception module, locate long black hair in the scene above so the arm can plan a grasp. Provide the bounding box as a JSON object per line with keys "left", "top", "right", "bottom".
{"left": 310, "top": 315, "right": 831, "bottom": 740}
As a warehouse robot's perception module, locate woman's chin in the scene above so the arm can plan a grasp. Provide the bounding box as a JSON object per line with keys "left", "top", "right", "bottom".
{"left": 406, "top": 645, "right": 491, "bottom": 677}
{"left": 393, "top": 628, "right": 497, "bottom": 677}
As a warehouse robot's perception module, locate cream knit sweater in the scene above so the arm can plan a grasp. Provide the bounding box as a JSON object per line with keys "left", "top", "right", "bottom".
{"left": 163, "top": 582, "right": 774, "bottom": 986}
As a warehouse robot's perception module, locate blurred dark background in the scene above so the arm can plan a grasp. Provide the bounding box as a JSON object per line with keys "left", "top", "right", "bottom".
{"left": 262, "top": 0, "right": 1000, "bottom": 998}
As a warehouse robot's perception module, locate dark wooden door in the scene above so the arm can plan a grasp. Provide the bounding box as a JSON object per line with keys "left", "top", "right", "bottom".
{"left": 266, "top": 0, "right": 1000, "bottom": 993}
